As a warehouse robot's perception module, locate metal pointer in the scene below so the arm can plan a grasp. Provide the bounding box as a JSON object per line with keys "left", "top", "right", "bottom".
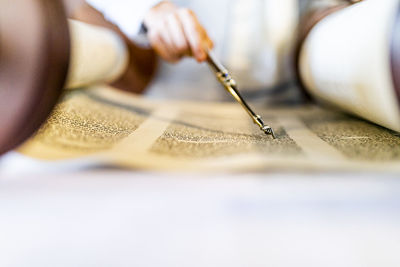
{"left": 206, "top": 50, "right": 276, "bottom": 138}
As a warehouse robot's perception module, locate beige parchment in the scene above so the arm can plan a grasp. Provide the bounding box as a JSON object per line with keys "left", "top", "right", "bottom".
{"left": 18, "top": 86, "right": 400, "bottom": 172}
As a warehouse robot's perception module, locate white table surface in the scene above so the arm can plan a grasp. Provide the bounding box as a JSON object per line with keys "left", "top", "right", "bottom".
{"left": 1, "top": 152, "right": 400, "bottom": 267}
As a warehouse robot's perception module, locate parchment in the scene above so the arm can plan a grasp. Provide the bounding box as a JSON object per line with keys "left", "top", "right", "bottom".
{"left": 18, "top": 86, "right": 400, "bottom": 172}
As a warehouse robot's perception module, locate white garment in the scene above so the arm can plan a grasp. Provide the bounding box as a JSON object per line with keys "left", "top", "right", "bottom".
{"left": 144, "top": 0, "right": 300, "bottom": 101}
{"left": 86, "top": 0, "right": 301, "bottom": 102}
{"left": 86, "top": 0, "right": 159, "bottom": 37}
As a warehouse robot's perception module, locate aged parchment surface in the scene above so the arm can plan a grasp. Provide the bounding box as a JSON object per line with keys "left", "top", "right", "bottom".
{"left": 18, "top": 86, "right": 400, "bottom": 172}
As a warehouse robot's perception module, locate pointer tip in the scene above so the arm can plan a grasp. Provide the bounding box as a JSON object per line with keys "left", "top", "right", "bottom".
{"left": 262, "top": 126, "right": 276, "bottom": 139}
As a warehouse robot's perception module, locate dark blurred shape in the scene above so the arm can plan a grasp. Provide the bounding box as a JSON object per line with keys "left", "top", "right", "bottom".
{"left": 0, "top": 0, "right": 70, "bottom": 155}
{"left": 391, "top": 4, "right": 400, "bottom": 102}
{"left": 0, "top": 0, "right": 159, "bottom": 156}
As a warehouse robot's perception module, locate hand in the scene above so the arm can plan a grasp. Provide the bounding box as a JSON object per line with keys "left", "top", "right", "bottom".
{"left": 144, "top": 1, "right": 213, "bottom": 63}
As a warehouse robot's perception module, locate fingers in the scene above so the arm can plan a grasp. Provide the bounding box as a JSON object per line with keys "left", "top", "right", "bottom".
{"left": 165, "top": 13, "right": 190, "bottom": 58}
{"left": 149, "top": 30, "right": 180, "bottom": 63}
{"left": 145, "top": 2, "right": 214, "bottom": 63}
{"left": 177, "top": 8, "right": 210, "bottom": 62}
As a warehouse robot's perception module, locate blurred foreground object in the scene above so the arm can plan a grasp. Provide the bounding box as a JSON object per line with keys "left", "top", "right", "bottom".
{"left": 299, "top": 0, "right": 400, "bottom": 131}
{"left": 0, "top": 0, "right": 70, "bottom": 156}
{"left": 0, "top": 0, "right": 155, "bottom": 156}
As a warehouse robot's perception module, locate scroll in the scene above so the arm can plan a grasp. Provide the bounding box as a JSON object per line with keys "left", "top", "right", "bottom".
{"left": 65, "top": 20, "right": 129, "bottom": 89}
{"left": 10, "top": 2, "right": 400, "bottom": 172}
{"left": 299, "top": 0, "right": 400, "bottom": 132}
